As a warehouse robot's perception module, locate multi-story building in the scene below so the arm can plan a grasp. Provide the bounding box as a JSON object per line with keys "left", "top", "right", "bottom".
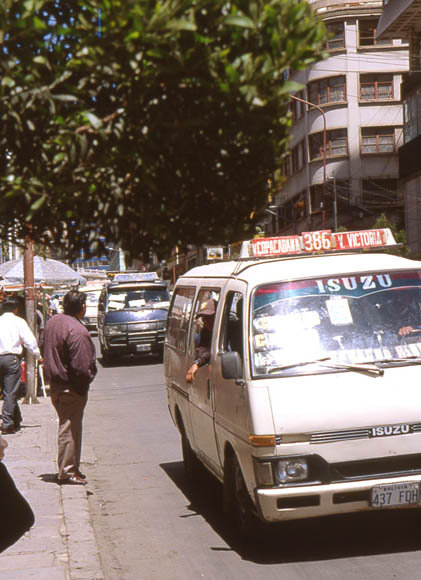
{"left": 266, "top": 0, "right": 409, "bottom": 237}
{"left": 378, "top": 0, "right": 421, "bottom": 257}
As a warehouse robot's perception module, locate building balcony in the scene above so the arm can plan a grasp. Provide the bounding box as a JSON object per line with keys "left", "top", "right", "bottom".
{"left": 308, "top": 0, "right": 382, "bottom": 18}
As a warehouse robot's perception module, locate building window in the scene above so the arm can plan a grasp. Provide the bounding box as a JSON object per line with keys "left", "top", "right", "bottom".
{"left": 404, "top": 91, "right": 421, "bottom": 143}
{"left": 291, "top": 140, "right": 306, "bottom": 174}
{"left": 280, "top": 155, "right": 291, "bottom": 177}
{"left": 359, "top": 19, "right": 392, "bottom": 47}
{"left": 309, "top": 129, "right": 348, "bottom": 161}
{"left": 278, "top": 192, "right": 306, "bottom": 228}
{"left": 290, "top": 91, "right": 305, "bottom": 124}
{"left": 361, "top": 179, "right": 399, "bottom": 205}
{"left": 313, "top": 179, "right": 352, "bottom": 219}
{"left": 361, "top": 127, "right": 396, "bottom": 154}
{"left": 309, "top": 184, "right": 324, "bottom": 214}
{"left": 360, "top": 74, "right": 394, "bottom": 101}
{"left": 308, "top": 76, "right": 346, "bottom": 106}
{"left": 326, "top": 22, "right": 345, "bottom": 51}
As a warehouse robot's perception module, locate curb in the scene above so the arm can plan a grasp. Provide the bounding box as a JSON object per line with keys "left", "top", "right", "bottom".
{"left": 0, "top": 397, "right": 103, "bottom": 580}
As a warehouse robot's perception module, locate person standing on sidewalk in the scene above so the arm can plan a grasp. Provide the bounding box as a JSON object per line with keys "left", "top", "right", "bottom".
{"left": 0, "top": 296, "right": 43, "bottom": 434}
{"left": 43, "top": 290, "right": 97, "bottom": 485}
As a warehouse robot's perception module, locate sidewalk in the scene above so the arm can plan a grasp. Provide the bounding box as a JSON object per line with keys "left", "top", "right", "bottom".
{"left": 0, "top": 396, "right": 104, "bottom": 580}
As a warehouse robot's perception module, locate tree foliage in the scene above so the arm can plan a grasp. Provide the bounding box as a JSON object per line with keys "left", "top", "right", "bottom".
{"left": 373, "top": 213, "right": 409, "bottom": 257}
{"left": 0, "top": 0, "right": 327, "bottom": 259}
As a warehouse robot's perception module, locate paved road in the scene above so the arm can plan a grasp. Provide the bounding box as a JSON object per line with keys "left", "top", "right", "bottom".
{"left": 83, "top": 342, "right": 421, "bottom": 580}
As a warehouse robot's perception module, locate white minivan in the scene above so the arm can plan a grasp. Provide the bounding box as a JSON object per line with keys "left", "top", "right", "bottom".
{"left": 164, "top": 229, "right": 421, "bottom": 534}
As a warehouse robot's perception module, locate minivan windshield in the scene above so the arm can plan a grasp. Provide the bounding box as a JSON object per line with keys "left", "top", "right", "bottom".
{"left": 106, "top": 285, "right": 170, "bottom": 311}
{"left": 251, "top": 270, "right": 421, "bottom": 376}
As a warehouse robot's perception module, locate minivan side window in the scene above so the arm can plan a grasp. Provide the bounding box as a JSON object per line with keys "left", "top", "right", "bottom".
{"left": 220, "top": 291, "right": 244, "bottom": 360}
{"left": 166, "top": 287, "right": 195, "bottom": 352}
{"left": 189, "top": 288, "right": 221, "bottom": 357}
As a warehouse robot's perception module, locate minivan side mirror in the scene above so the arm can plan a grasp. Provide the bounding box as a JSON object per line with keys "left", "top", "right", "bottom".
{"left": 221, "top": 351, "right": 244, "bottom": 385}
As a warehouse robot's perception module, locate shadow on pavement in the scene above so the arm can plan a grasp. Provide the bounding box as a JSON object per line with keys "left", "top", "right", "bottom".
{"left": 161, "top": 459, "right": 421, "bottom": 564}
{"left": 98, "top": 354, "right": 163, "bottom": 368}
{"left": 39, "top": 473, "right": 60, "bottom": 485}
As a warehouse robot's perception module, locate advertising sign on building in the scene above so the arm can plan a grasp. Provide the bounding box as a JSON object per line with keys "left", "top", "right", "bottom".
{"left": 206, "top": 247, "right": 224, "bottom": 260}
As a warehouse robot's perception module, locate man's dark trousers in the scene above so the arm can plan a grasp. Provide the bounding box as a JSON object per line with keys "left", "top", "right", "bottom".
{"left": 0, "top": 354, "right": 22, "bottom": 430}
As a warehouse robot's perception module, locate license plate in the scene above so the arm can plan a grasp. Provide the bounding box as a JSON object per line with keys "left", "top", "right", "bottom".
{"left": 136, "top": 344, "right": 151, "bottom": 352}
{"left": 371, "top": 482, "right": 419, "bottom": 508}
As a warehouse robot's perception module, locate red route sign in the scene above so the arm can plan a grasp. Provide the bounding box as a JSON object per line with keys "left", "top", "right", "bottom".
{"left": 250, "top": 229, "right": 388, "bottom": 257}
{"left": 252, "top": 236, "right": 301, "bottom": 257}
{"left": 332, "top": 229, "right": 386, "bottom": 250}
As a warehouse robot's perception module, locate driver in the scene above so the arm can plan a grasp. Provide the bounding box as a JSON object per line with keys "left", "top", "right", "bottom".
{"left": 382, "top": 290, "right": 421, "bottom": 337}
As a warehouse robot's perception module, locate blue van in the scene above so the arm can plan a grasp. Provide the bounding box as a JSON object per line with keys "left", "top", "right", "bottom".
{"left": 97, "top": 272, "right": 170, "bottom": 362}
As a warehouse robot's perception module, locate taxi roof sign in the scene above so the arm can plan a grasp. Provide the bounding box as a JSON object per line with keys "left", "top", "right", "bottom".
{"left": 240, "top": 229, "right": 398, "bottom": 259}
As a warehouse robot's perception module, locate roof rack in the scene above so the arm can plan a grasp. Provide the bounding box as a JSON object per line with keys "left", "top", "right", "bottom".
{"left": 110, "top": 272, "right": 159, "bottom": 283}
{"left": 239, "top": 229, "right": 400, "bottom": 260}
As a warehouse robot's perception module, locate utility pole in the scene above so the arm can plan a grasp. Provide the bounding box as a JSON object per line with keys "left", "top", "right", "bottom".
{"left": 289, "top": 94, "right": 327, "bottom": 228}
{"left": 333, "top": 173, "right": 338, "bottom": 232}
{"left": 23, "top": 235, "right": 38, "bottom": 404}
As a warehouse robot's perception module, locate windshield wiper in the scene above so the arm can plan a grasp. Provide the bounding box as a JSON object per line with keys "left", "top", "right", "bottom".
{"left": 268, "top": 357, "right": 384, "bottom": 376}
{"left": 268, "top": 357, "right": 331, "bottom": 373}
{"left": 371, "top": 356, "right": 421, "bottom": 365}
{"left": 320, "top": 361, "right": 384, "bottom": 376}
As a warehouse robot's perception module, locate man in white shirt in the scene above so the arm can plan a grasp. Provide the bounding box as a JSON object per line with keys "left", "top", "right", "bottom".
{"left": 0, "top": 297, "right": 42, "bottom": 434}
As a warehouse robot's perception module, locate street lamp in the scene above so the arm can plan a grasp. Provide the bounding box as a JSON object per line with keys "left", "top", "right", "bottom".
{"left": 289, "top": 93, "right": 327, "bottom": 228}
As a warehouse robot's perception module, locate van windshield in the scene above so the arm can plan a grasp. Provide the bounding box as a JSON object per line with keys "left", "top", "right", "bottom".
{"left": 84, "top": 291, "right": 100, "bottom": 305}
{"left": 251, "top": 270, "right": 421, "bottom": 376}
{"left": 106, "top": 285, "right": 170, "bottom": 311}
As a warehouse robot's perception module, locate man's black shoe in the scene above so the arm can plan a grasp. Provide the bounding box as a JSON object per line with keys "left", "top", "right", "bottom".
{"left": 1, "top": 426, "right": 16, "bottom": 434}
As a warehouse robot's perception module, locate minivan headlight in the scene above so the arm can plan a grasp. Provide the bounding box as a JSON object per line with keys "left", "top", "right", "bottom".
{"left": 104, "top": 324, "right": 126, "bottom": 336}
{"left": 275, "top": 458, "right": 308, "bottom": 483}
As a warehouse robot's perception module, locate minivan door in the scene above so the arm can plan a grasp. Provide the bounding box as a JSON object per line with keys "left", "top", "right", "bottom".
{"left": 188, "top": 287, "right": 222, "bottom": 474}
{"left": 212, "top": 286, "right": 250, "bottom": 464}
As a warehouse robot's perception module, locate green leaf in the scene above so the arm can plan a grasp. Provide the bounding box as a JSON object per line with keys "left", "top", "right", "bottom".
{"left": 224, "top": 14, "right": 256, "bottom": 29}
{"left": 277, "top": 80, "right": 305, "bottom": 95}
{"left": 125, "top": 30, "right": 141, "bottom": 42}
{"left": 52, "top": 94, "right": 77, "bottom": 102}
{"left": 53, "top": 153, "right": 66, "bottom": 164}
{"left": 32, "top": 16, "right": 47, "bottom": 30}
{"left": 85, "top": 112, "right": 102, "bottom": 129}
{"left": 33, "top": 55, "right": 49, "bottom": 65}
{"left": 166, "top": 18, "right": 197, "bottom": 32}
{"left": 29, "top": 194, "right": 47, "bottom": 213}
{"left": 1, "top": 77, "right": 15, "bottom": 87}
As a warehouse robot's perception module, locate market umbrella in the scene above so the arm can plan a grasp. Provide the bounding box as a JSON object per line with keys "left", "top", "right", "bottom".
{"left": 0, "top": 256, "right": 87, "bottom": 286}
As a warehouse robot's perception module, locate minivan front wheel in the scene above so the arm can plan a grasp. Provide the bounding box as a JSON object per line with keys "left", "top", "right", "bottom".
{"left": 225, "top": 455, "right": 258, "bottom": 538}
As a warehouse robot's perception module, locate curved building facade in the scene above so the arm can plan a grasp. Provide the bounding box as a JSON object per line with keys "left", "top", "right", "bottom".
{"left": 269, "top": 0, "right": 408, "bottom": 236}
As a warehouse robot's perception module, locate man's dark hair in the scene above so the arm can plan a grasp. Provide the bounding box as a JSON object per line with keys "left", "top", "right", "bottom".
{"left": 2, "top": 296, "right": 19, "bottom": 313}
{"left": 62, "top": 290, "right": 87, "bottom": 315}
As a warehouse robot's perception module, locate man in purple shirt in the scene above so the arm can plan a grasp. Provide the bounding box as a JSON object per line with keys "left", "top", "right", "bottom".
{"left": 43, "top": 290, "right": 97, "bottom": 485}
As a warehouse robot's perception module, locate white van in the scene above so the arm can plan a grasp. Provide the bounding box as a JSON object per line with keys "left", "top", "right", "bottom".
{"left": 79, "top": 285, "right": 103, "bottom": 331}
{"left": 164, "top": 229, "right": 421, "bottom": 534}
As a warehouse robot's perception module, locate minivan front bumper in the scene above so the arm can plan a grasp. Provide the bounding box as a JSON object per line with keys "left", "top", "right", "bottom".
{"left": 256, "top": 474, "right": 421, "bottom": 522}
{"left": 104, "top": 330, "right": 165, "bottom": 356}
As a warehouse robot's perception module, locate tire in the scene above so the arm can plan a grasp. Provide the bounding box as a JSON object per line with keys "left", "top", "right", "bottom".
{"left": 100, "top": 344, "right": 114, "bottom": 364}
{"left": 224, "top": 454, "right": 259, "bottom": 539}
